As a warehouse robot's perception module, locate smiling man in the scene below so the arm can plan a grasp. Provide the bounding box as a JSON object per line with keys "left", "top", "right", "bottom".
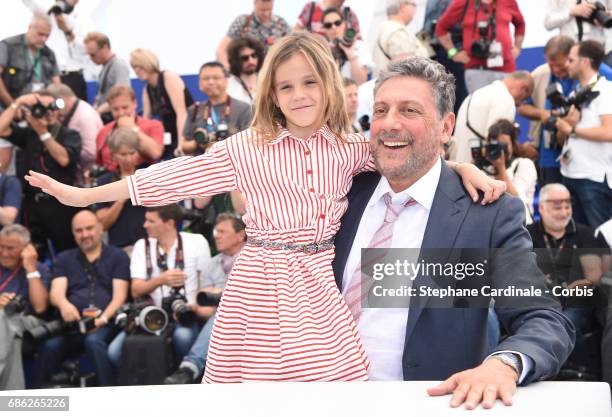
{"left": 332, "top": 57, "right": 575, "bottom": 409}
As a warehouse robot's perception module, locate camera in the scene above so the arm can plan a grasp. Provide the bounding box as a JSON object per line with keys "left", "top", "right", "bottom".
{"left": 162, "top": 288, "right": 196, "bottom": 326}
{"left": 196, "top": 290, "right": 223, "bottom": 307}
{"left": 48, "top": 0, "right": 75, "bottom": 15}
{"left": 585, "top": 1, "right": 612, "bottom": 28}
{"left": 115, "top": 299, "right": 169, "bottom": 336}
{"left": 4, "top": 295, "right": 26, "bottom": 316}
{"left": 541, "top": 83, "right": 601, "bottom": 140}
{"left": 25, "top": 317, "right": 96, "bottom": 342}
{"left": 469, "top": 137, "right": 509, "bottom": 170}
{"left": 358, "top": 115, "right": 370, "bottom": 132}
{"left": 471, "top": 20, "right": 491, "bottom": 59}
{"left": 339, "top": 7, "right": 357, "bottom": 47}
{"left": 190, "top": 123, "right": 232, "bottom": 146}
{"left": 30, "top": 98, "right": 65, "bottom": 118}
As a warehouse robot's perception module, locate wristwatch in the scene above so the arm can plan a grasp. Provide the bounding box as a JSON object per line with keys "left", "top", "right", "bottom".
{"left": 39, "top": 132, "right": 52, "bottom": 142}
{"left": 26, "top": 271, "right": 41, "bottom": 280}
{"left": 493, "top": 353, "right": 523, "bottom": 379}
{"left": 447, "top": 47, "right": 459, "bottom": 59}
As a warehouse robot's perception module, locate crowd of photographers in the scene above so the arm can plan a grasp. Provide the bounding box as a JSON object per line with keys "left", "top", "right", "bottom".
{"left": 0, "top": 0, "right": 611, "bottom": 390}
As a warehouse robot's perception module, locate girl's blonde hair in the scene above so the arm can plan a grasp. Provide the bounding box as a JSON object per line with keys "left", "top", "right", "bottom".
{"left": 129, "top": 48, "right": 160, "bottom": 74}
{"left": 251, "top": 32, "right": 350, "bottom": 143}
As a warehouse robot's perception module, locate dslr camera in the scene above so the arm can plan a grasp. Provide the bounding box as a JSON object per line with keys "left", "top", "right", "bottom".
{"left": 115, "top": 299, "right": 169, "bottom": 336}
{"left": 162, "top": 288, "right": 196, "bottom": 326}
{"left": 25, "top": 317, "right": 96, "bottom": 342}
{"left": 30, "top": 98, "right": 65, "bottom": 119}
{"left": 471, "top": 20, "right": 492, "bottom": 59}
{"left": 196, "top": 290, "right": 223, "bottom": 307}
{"left": 583, "top": 1, "right": 612, "bottom": 28}
{"left": 48, "top": 0, "right": 75, "bottom": 15}
{"left": 190, "top": 123, "right": 232, "bottom": 146}
{"left": 541, "top": 84, "right": 600, "bottom": 146}
{"left": 339, "top": 7, "right": 357, "bottom": 47}
{"left": 4, "top": 294, "right": 26, "bottom": 316}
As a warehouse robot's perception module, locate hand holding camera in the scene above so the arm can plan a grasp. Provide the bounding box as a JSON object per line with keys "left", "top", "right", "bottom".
{"left": 571, "top": 2, "right": 597, "bottom": 19}
{"left": 160, "top": 268, "right": 187, "bottom": 288}
{"left": 58, "top": 300, "right": 81, "bottom": 322}
{"left": 116, "top": 115, "right": 136, "bottom": 129}
{"left": 0, "top": 292, "right": 16, "bottom": 309}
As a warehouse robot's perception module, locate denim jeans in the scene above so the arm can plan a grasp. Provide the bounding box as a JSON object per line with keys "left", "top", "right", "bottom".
{"left": 107, "top": 324, "right": 198, "bottom": 368}
{"left": 33, "top": 324, "right": 118, "bottom": 388}
{"left": 562, "top": 176, "right": 612, "bottom": 229}
{"left": 181, "top": 315, "right": 215, "bottom": 374}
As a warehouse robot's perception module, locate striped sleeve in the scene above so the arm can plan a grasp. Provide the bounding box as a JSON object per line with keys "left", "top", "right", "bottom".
{"left": 127, "top": 140, "right": 238, "bottom": 206}
{"left": 349, "top": 134, "right": 376, "bottom": 175}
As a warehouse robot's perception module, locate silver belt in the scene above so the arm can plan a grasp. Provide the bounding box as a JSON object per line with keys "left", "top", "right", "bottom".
{"left": 246, "top": 237, "right": 334, "bottom": 254}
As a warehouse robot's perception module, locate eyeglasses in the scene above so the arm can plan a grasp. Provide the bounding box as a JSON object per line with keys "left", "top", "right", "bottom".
{"left": 323, "top": 19, "right": 343, "bottom": 29}
{"left": 201, "top": 75, "right": 225, "bottom": 82}
{"left": 240, "top": 52, "right": 258, "bottom": 62}
{"left": 543, "top": 199, "right": 572, "bottom": 209}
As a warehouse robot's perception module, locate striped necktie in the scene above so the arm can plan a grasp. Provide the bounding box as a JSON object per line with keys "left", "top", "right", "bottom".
{"left": 345, "top": 192, "right": 417, "bottom": 322}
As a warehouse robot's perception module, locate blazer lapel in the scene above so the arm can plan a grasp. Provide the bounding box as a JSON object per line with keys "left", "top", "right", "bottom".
{"left": 332, "top": 172, "right": 381, "bottom": 290}
{"left": 404, "top": 162, "right": 471, "bottom": 345}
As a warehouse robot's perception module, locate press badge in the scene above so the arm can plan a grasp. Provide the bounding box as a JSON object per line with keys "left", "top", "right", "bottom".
{"left": 31, "top": 82, "right": 45, "bottom": 92}
{"left": 487, "top": 41, "right": 504, "bottom": 68}
{"left": 163, "top": 132, "right": 172, "bottom": 145}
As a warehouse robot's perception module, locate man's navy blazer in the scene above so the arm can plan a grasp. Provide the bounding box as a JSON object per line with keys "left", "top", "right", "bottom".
{"left": 332, "top": 161, "right": 575, "bottom": 384}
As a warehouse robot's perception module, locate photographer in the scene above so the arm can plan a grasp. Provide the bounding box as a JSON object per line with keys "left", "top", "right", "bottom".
{"left": 94, "top": 129, "right": 146, "bottom": 253}
{"left": 95, "top": 85, "right": 164, "bottom": 172}
{"left": 226, "top": 36, "right": 266, "bottom": 105}
{"left": 450, "top": 71, "right": 534, "bottom": 164}
{"left": 436, "top": 0, "right": 526, "bottom": 93}
{"left": 321, "top": 7, "right": 372, "bottom": 86}
{"left": 46, "top": 83, "right": 102, "bottom": 184}
{"left": 164, "top": 213, "right": 245, "bottom": 384}
{"left": 33, "top": 210, "right": 130, "bottom": 388}
{"left": 481, "top": 119, "right": 538, "bottom": 224}
{"left": 0, "top": 90, "right": 81, "bottom": 254}
{"left": 554, "top": 40, "right": 612, "bottom": 229}
{"left": 0, "top": 224, "right": 51, "bottom": 390}
{"left": 107, "top": 205, "right": 211, "bottom": 369}
{"left": 294, "top": 0, "right": 360, "bottom": 37}
{"left": 545, "top": 0, "right": 612, "bottom": 66}
{"left": 0, "top": 13, "right": 60, "bottom": 108}
{"left": 518, "top": 35, "right": 577, "bottom": 185}
{"left": 181, "top": 62, "right": 251, "bottom": 156}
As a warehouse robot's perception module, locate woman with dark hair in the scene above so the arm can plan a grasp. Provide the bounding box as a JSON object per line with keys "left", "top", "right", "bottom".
{"left": 226, "top": 36, "right": 266, "bottom": 104}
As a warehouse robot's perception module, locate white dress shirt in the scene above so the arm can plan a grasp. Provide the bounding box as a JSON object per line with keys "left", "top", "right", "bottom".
{"left": 342, "top": 158, "right": 533, "bottom": 382}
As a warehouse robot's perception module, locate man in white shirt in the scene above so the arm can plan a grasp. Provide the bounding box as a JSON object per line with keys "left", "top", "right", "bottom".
{"left": 555, "top": 40, "right": 612, "bottom": 229}
{"left": 332, "top": 57, "right": 574, "bottom": 409}
{"left": 450, "top": 71, "right": 534, "bottom": 164}
{"left": 107, "top": 204, "right": 211, "bottom": 368}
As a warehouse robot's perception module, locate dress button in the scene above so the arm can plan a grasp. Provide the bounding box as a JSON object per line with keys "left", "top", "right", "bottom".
{"left": 320, "top": 214, "right": 326, "bottom": 219}
{"left": 319, "top": 195, "right": 325, "bottom": 200}
{"left": 306, "top": 169, "right": 312, "bottom": 175}
{"left": 304, "top": 150, "right": 311, "bottom": 156}
{"left": 309, "top": 188, "right": 315, "bottom": 192}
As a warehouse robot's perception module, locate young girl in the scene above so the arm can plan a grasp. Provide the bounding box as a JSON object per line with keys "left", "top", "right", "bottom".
{"left": 27, "top": 33, "right": 504, "bottom": 382}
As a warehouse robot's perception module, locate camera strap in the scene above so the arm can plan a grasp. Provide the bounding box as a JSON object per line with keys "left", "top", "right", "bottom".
{"left": 576, "top": 0, "right": 585, "bottom": 41}
{"left": 144, "top": 233, "right": 184, "bottom": 279}
{"left": 465, "top": 93, "right": 485, "bottom": 140}
{"left": 0, "top": 267, "right": 22, "bottom": 292}
{"left": 305, "top": 1, "right": 316, "bottom": 32}
{"left": 77, "top": 250, "right": 100, "bottom": 308}
{"left": 472, "top": 0, "right": 497, "bottom": 42}
{"left": 203, "top": 97, "right": 231, "bottom": 129}
{"left": 61, "top": 99, "right": 79, "bottom": 127}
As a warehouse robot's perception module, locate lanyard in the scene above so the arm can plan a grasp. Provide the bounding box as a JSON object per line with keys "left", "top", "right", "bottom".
{"left": 145, "top": 234, "right": 184, "bottom": 279}
{"left": 0, "top": 268, "right": 22, "bottom": 293}
{"left": 203, "top": 97, "right": 231, "bottom": 130}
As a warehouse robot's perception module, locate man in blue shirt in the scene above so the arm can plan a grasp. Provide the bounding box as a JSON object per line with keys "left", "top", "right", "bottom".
{"left": 33, "top": 210, "right": 130, "bottom": 388}
{"left": 0, "top": 224, "right": 50, "bottom": 390}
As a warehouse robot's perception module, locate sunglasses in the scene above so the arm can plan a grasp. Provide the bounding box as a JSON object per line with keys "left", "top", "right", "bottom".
{"left": 323, "top": 19, "right": 343, "bottom": 29}
{"left": 240, "top": 52, "right": 258, "bottom": 62}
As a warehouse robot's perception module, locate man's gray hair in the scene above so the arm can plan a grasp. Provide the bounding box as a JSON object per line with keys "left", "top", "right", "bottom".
{"left": 30, "top": 12, "right": 52, "bottom": 28}
{"left": 539, "top": 183, "right": 570, "bottom": 203}
{"left": 107, "top": 128, "right": 140, "bottom": 153}
{"left": 386, "top": 0, "right": 409, "bottom": 16}
{"left": 374, "top": 57, "right": 456, "bottom": 118}
{"left": 46, "top": 83, "right": 76, "bottom": 99}
{"left": 0, "top": 224, "right": 31, "bottom": 245}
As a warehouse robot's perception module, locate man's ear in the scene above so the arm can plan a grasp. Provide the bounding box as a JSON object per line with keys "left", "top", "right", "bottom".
{"left": 440, "top": 112, "right": 455, "bottom": 145}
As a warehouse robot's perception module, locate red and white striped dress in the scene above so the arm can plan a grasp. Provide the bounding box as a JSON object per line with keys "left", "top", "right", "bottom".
{"left": 127, "top": 125, "right": 374, "bottom": 382}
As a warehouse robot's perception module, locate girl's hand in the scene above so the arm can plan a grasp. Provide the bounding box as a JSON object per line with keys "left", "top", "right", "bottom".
{"left": 25, "top": 170, "right": 90, "bottom": 207}
{"left": 454, "top": 163, "right": 506, "bottom": 205}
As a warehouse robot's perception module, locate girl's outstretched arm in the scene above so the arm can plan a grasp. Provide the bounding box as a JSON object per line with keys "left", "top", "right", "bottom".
{"left": 25, "top": 171, "right": 129, "bottom": 207}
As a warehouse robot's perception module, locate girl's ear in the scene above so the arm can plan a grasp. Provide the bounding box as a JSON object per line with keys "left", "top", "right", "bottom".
{"left": 271, "top": 91, "right": 279, "bottom": 107}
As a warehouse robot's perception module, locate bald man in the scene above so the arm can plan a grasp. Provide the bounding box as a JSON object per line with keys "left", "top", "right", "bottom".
{"left": 33, "top": 210, "right": 130, "bottom": 388}
{"left": 0, "top": 13, "right": 60, "bottom": 107}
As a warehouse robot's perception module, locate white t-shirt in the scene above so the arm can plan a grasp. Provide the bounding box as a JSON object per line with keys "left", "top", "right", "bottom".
{"left": 130, "top": 231, "right": 211, "bottom": 307}
{"left": 450, "top": 81, "right": 516, "bottom": 164}
{"left": 226, "top": 75, "right": 254, "bottom": 106}
{"left": 506, "top": 158, "right": 538, "bottom": 225}
{"left": 560, "top": 74, "right": 612, "bottom": 188}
